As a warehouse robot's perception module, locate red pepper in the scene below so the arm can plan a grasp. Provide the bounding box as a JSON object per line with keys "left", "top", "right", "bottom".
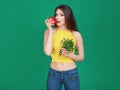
{"left": 48, "top": 17, "right": 56, "bottom": 24}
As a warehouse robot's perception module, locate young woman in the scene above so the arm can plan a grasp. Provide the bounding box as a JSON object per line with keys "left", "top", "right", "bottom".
{"left": 44, "top": 4, "right": 84, "bottom": 90}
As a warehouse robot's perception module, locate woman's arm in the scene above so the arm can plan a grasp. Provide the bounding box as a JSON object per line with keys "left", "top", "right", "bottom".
{"left": 61, "top": 31, "right": 84, "bottom": 61}
{"left": 44, "top": 29, "right": 53, "bottom": 56}
{"left": 44, "top": 19, "right": 54, "bottom": 56}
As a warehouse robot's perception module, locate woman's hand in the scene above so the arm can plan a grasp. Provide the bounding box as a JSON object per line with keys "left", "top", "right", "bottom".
{"left": 60, "top": 48, "right": 69, "bottom": 56}
{"left": 45, "top": 18, "right": 55, "bottom": 29}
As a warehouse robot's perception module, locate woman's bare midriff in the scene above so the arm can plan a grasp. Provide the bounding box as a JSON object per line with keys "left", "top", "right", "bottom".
{"left": 50, "top": 62, "right": 76, "bottom": 71}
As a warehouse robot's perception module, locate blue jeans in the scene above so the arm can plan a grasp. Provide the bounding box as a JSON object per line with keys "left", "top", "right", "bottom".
{"left": 47, "top": 67, "right": 80, "bottom": 90}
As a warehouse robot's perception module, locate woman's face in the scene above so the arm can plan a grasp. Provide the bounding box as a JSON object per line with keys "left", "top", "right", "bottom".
{"left": 55, "top": 9, "right": 66, "bottom": 27}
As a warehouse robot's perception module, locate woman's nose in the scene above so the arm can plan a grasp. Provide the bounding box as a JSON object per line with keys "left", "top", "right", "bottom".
{"left": 55, "top": 15, "right": 61, "bottom": 19}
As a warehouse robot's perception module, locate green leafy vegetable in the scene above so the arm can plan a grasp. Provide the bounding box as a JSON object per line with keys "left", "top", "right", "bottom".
{"left": 59, "top": 38, "right": 77, "bottom": 55}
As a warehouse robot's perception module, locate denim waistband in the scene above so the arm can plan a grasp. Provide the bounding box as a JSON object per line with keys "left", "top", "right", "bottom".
{"left": 49, "top": 67, "right": 78, "bottom": 74}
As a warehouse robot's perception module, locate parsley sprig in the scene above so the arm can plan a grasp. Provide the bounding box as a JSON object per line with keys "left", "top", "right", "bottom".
{"left": 59, "top": 38, "right": 77, "bottom": 55}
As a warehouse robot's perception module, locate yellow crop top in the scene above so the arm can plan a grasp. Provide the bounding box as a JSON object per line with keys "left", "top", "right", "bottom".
{"left": 51, "top": 29, "right": 76, "bottom": 62}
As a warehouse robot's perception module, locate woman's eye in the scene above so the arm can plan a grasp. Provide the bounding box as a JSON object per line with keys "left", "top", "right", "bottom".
{"left": 55, "top": 14, "right": 58, "bottom": 16}
{"left": 60, "top": 14, "right": 64, "bottom": 16}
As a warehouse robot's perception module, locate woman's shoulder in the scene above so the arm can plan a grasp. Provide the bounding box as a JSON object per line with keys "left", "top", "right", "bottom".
{"left": 72, "top": 31, "right": 82, "bottom": 39}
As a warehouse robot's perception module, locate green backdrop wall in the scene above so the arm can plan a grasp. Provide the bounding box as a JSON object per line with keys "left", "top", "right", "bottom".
{"left": 0, "top": 0, "right": 120, "bottom": 90}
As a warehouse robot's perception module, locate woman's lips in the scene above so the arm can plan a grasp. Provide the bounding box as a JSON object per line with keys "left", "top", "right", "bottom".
{"left": 57, "top": 21, "right": 60, "bottom": 23}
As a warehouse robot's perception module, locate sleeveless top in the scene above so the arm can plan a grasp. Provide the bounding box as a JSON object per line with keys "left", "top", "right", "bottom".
{"left": 51, "top": 29, "right": 76, "bottom": 62}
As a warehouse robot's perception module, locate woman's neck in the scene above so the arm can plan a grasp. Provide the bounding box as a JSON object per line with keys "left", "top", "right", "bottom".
{"left": 58, "top": 26, "right": 68, "bottom": 30}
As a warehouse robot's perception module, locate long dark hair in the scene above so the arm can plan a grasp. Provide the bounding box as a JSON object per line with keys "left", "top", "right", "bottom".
{"left": 54, "top": 4, "right": 78, "bottom": 31}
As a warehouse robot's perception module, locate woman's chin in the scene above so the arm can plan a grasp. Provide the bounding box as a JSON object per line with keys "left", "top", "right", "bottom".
{"left": 56, "top": 24, "right": 63, "bottom": 27}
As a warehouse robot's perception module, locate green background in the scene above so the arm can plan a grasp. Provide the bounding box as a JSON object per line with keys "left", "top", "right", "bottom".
{"left": 0, "top": 0, "right": 120, "bottom": 90}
